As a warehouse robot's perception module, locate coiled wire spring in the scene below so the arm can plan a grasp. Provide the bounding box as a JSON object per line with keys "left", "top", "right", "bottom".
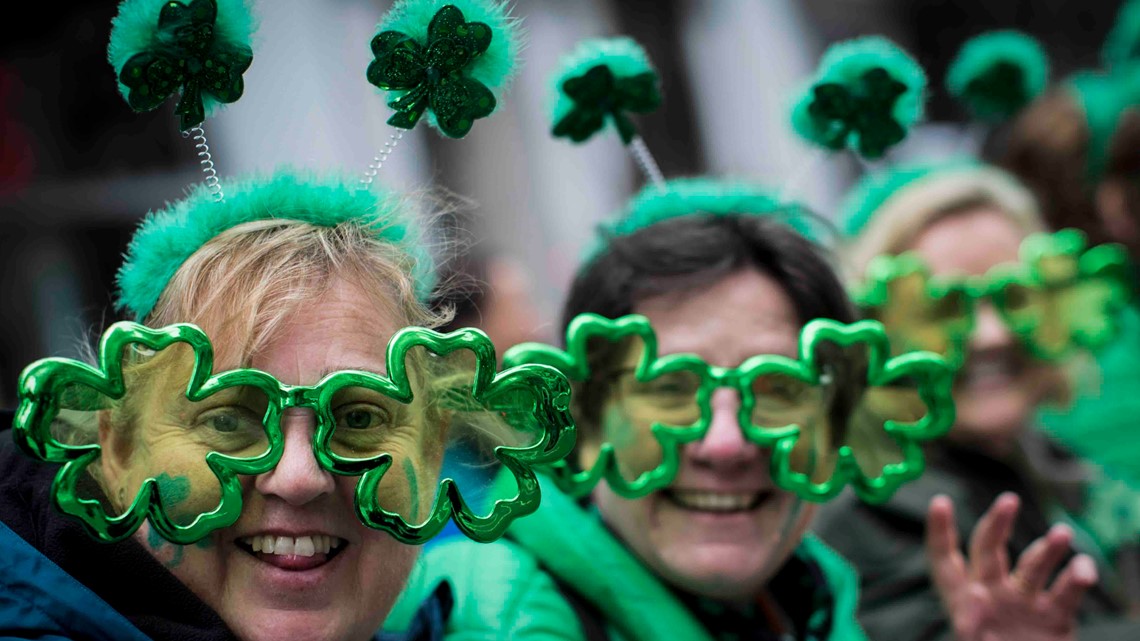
{"left": 360, "top": 130, "right": 405, "bottom": 188}
{"left": 183, "top": 125, "right": 223, "bottom": 202}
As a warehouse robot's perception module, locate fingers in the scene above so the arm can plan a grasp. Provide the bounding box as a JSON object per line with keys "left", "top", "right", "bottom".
{"left": 968, "top": 492, "right": 1019, "bottom": 584}
{"left": 1048, "top": 554, "right": 1099, "bottom": 615}
{"left": 1011, "top": 523, "right": 1074, "bottom": 593}
{"left": 926, "top": 494, "right": 965, "bottom": 594}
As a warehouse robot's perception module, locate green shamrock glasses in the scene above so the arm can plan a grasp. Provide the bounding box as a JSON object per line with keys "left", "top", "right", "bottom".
{"left": 13, "top": 322, "right": 573, "bottom": 545}
{"left": 856, "top": 229, "right": 1133, "bottom": 366}
{"left": 503, "top": 313, "right": 955, "bottom": 504}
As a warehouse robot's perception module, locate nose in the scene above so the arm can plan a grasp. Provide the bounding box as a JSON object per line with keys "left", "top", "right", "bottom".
{"left": 686, "top": 388, "right": 761, "bottom": 469}
{"left": 254, "top": 408, "right": 336, "bottom": 505}
{"left": 969, "top": 302, "right": 1014, "bottom": 351}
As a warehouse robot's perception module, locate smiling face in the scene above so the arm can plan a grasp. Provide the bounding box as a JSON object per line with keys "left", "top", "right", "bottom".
{"left": 908, "top": 207, "right": 1060, "bottom": 456}
{"left": 592, "top": 268, "right": 814, "bottom": 603}
{"left": 100, "top": 277, "right": 433, "bottom": 641}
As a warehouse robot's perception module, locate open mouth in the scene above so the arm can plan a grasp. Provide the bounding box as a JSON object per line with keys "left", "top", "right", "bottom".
{"left": 236, "top": 535, "right": 348, "bottom": 571}
{"left": 661, "top": 489, "right": 773, "bottom": 514}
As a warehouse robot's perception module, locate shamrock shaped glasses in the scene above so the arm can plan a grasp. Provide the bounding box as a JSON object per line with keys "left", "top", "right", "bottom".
{"left": 503, "top": 313, "right": 955, "bottom": 504}
{"left": 856, "top": 229, "right": 1133, "bottom": 366}
{"left": 13, "top": 322, "right": 573, "bottom": 545}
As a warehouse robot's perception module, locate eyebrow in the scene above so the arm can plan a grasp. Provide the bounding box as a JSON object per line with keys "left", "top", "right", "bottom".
{"left": 318, "top": 365, "right": 388, "bottom": 379}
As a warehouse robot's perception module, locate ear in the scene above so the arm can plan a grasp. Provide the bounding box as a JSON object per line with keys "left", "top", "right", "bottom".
{"left": 1096, "top": 179, "right": 1140, "bottom": 244}
{"left": 97, "top": 410, "right": 134, "bottom": 511}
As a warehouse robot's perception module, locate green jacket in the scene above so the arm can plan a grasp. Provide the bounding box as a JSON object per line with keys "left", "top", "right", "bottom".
{"left": 386, "top": 473, "right": 867, "bottom": 641}
{"left": 814, "top": 434, "right": 1140, "bottom": 641}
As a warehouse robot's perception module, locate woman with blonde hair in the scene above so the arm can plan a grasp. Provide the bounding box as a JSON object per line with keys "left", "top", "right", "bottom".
{"left": 815, "top": 160, "right": 1140, "bottom": 641}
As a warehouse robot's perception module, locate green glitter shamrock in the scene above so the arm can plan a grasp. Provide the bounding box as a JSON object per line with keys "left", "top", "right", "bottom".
{"left": 739, "top": 319, "right": 955, "bottom": 504}
{"left": 117, "top": 0, "right": 253, "bottom": 132}
{"left": 552, "top": 64, "right": 661, "bottom": 144}
{"left": 502, "top": 314, "right": 704, "bottom": 499}
{"left": 807, "top": 68, "right": 910, "bottom": 159}
{"left": 367, "top": 5, "right": 497, "bottom": 138}
{"left": 14, "top": 322, "right": 574, "bottom": 546}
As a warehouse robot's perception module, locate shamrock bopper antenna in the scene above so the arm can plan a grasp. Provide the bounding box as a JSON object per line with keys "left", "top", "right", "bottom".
{"left": 363, "top": 0, "right": 522, "bottom": 186}
{"left": 790, "top": 36, "right": 927, "bottom": 162}
{"left": 548, "top": 37, "right": 666, "bottom": 186}
{"left": 108, "top": 0, "right": 255, "bottom": 202}
{"left": 946, "top": 31, "right": 1050, "bottom": 123}
{"left": 1104, "top": 0, "right": 1140, "bottom": 70}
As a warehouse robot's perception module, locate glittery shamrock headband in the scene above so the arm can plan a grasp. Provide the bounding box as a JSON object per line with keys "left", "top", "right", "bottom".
{"left": 13, "top": 321, "right": 574, "bottom": 545}
{"left": 504, "top": 314, "right": 955, "bottom": 504}
{"left": 361, "top": 0, "right": 522, "bottom": 184}
{"left": 854, "top": 228, "right": 1133, "bottom": 368}
{"left": 547, "top": 37, "right": 832, "bottom": 258}
{"left": 945, "top": 30, "right": 1050, "bottom": 125}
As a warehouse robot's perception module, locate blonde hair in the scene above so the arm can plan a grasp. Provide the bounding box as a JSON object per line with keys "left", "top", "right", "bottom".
{"left": 845, "top": 165, "right": 1047, "bottom": 284}
{"left": 147, "top": 219, "right": 450, "bottom": 364}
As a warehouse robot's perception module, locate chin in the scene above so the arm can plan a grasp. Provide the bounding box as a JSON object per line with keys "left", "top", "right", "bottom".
{"left": 658, "top": 542, "right": 774, "bottom": 600}
{"left": 227, "top": 613, "right": 355, "bottom": 641}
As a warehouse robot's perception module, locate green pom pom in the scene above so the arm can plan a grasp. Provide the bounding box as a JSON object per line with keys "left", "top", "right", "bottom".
{"left": 368, "top": 0, "right": 522, "bottom": 137}
{"left": 549, "top": 37, "right": 662, "bottom": 145}
{"left": 108, "top": 0, "right": 256, "bottom": 131}
{"left": 946, "top": 31, "right": 1049, "bottom": 122}
{"left": 837, "top": 157, "right": 981, "bottom": 238}
{"left": 790, "top": 36, "right": 927, "bottom": 160}
{"left": 116, "top": 169, "right": 436, "bottom": 320}
{"left": 1104, "top": 0, "right": 1140, "bottom": 69}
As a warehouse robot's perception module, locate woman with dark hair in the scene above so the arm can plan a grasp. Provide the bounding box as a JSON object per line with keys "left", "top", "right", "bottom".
{"left": 385, "top": 180, "right": 1096, "bottom": 641}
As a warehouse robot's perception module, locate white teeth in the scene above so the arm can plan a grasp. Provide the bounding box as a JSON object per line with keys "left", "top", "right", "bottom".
{"left": 668, "top": 490, "right": 761, "bottom": 512}
{"left": 240, "top": 534, "right": 344, "bottom": 557}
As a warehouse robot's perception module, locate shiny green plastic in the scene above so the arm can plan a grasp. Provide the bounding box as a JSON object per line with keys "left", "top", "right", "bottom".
{"left": 504, "top": 313, "right": 956, "bottom": 504}
{"left": 13, "top": 322, "right": 574, "bottom": 545}
{"left": 856, "top": 229, "right": 1133, "bottom": 366}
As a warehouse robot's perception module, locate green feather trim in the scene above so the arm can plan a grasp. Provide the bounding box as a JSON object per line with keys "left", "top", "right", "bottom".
{"left": 1104, "top": 0, "right": 1140, "bottom": 70}
{"left": 837, "top": 157, "right": 981, "bottom": 238}
{"left": 108, "top": 0, "right": 256, "bottom": 121}
{"left": 946, "top": 31, "right": 1049, "bottom": 122}
{"left": 116, "top": 169, "right": 435, "bottom": 320}
{"left": 790, "top": 36, "right": 926, "bottom": 159}
{"left": 374, "top": 0, "right": 522, "bottom": 130}
{"left": 586, "top": 178, "right": 827, "bottom": 262}
{"left": 549, "top": 37, "right": 660, "bottom": 144}
{"left": 1067, "top": 66, "right": 1140, "bottom": 180}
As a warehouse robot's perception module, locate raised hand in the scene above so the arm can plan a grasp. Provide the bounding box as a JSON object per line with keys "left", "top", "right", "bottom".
{"left": 925, "top": 492, "right": 1099, "bottom": 641}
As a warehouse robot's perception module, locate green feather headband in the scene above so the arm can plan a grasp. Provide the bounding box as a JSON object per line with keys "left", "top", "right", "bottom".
{"left": 791, "top": 36, "right": 927, "bottom": 160}
{"left": 837, "top": 157, "right": 983, "bottom": 238}
{"left": 108, "top": 0, "right": 256, "bottom": 132}
{"left": 582, "top": 178, "right": 827, "bottom": 265}
{"left": 946, "top": 30, "right": 1050, "bottom": 123}
{"left": 549, "top": 36, "right": 662, "bottom": 145}
{"left": 116, "top": 169, "right": 435, "bottom": 320}
{"left": 366, "top": 0, "right": 523, "bottom": 138}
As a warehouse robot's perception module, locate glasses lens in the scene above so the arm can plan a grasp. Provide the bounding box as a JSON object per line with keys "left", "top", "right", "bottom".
{"left": 67, "top": 342, "right": 270, "bottom": 527}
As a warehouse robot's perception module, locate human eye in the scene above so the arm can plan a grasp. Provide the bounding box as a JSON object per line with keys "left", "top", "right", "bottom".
{"left": 333, "top": 402, "right": 393, "bottom": 431}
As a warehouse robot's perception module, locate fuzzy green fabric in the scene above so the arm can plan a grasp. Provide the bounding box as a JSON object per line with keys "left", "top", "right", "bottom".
{"left": 108, "top": 0, "right": 256, "bottom": 117}
{"left": 790, "top": 36, "right": 926, "bottom": 158}
{"left": 549, "top": 37, "right": 657, "bottom": 140}
{"left": 946, "top": 30, "right": 1049, "bottom": 122}
{"left": 1104, "top": 0, "right": 1140, "bottom": 69}
{"left": 837, "top": 157, "right": 981, "bottom": 238}
{"left": 116, "top": 168, "right": 435, "bottom": 320}
{"left": 374, "top": 0, "right": 522, "bottom": 131}
{"left": 580, "top": 178, "right": 828, "bottom": 265}
{"left": 1067, "top": 66, "right": 1140, "bottom": 180}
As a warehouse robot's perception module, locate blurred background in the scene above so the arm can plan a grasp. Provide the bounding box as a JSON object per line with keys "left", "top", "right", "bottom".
{"left": 0, "top": 0, "right": 1125, "bottom": 406}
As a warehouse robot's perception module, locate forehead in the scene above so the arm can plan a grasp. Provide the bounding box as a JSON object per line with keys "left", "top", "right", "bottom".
{"left": 908, "top": 207, "right": 1027, "bottom": 278}
{"left": 632, "top": 269, "right": 801, "bottom": 368}
{"left": 241, "top": 278, "right": 401, "bottom": 385}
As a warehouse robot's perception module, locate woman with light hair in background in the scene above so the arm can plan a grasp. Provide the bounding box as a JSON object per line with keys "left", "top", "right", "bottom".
{"left": 815, "top": 160, "right": 1140, "bottom": 641}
